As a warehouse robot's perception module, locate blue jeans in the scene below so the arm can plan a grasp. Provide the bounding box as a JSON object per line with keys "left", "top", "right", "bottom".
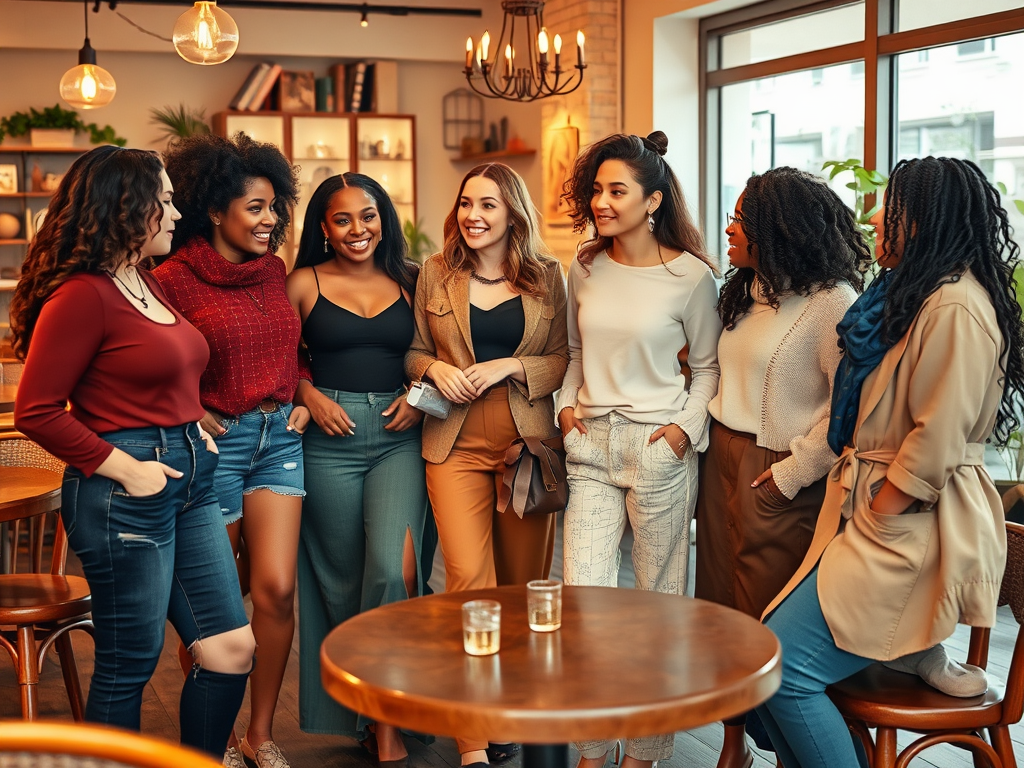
{"left": 755, "top": 568, "right": 872, "bottom": 768}
{"left": 298, "top": 388, "right": 431, "bottom": 737}
{"left": 61, "top": 423, "right": 250, "bottom": 749}
{"left": 212, "top": 402, "right": 305, "bottom": 523}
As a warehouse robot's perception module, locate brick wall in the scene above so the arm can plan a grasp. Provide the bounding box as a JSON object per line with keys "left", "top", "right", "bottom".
{"left": 538, "top": 0, "right": 621, "bottom": 264}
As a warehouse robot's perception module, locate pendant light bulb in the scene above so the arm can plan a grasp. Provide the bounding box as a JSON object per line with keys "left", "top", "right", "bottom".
{"left": 173, "top": 1, "right": 239, "bottom": 65}
{"left": 60, "top": 39, "right": 116, "bottom": 109}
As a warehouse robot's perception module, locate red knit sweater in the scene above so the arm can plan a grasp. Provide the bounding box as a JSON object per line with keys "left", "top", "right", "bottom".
{"left": 154, "top": 237, "right": 309, "bottom": 417}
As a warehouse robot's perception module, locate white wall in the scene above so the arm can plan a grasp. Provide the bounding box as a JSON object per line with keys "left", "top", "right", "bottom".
{"left": 0, "top": 0, "right": 542, "bottom": 248}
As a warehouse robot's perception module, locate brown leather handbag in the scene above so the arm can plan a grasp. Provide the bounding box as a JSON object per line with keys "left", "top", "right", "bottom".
{"left": 497, "top": 435, "right": 568, "bottom": 519}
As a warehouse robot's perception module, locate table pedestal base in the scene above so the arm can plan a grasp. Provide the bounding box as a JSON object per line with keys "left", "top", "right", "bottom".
{"left": 523, "top": 744, "right": 568, "bottom": 768}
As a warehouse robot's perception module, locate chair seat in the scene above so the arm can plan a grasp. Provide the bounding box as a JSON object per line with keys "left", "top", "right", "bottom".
{"left": 828, "top": 663, "right": 1004, "bottom": 730}
{"left": 0, "top": 574, "right": 92, "bottom": 624}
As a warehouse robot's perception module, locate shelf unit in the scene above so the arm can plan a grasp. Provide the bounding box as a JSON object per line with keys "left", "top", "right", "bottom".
{"left": 213, "top": 111, "right": 417, "bottom": 260}
{"left": 454, "top": 148, "right": 537, "bottom": 163}
{"left": 0, "top": 146, "right": 88, "bottom": 334}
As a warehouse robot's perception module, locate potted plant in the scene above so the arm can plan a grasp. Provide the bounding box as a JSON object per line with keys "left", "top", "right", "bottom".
{"left": 0, "top": 104, "right": 126, "bottom": 147}
{"left": 149, "top": 104, "right": 210, "bottom": 148}
{"left": 403, "top": 218, "right": 438, "bottom": 263}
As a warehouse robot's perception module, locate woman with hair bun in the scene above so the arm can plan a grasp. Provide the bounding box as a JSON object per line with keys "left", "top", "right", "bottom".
{"left": 287, "top": 172, "right": 429, "bottom": 762}
{"left": 154, "top": 132, "right": 306, "bottom": 768}
{"left": 407, "top": 162, "right": 568, "bottom": 768}
{"left": 755, "top": 156, "right": 1024, "bottom": 768}
{"left": 694, "top": 166, "right": 867, "bottom": 768}
{"left": 557, "top": 131, "right": 721, "bottom": 768}
{"left": 13, "top": 146, "right": 255, "bottom": 757}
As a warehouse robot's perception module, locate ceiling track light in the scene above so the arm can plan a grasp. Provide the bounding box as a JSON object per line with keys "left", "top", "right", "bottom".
{"left": 59, "top": 0, "right": 117, "bottom": 109}
{"left": 360, "top": 3, "right": 368, "bottom": 26}
{"left": 173, "top": 1, "right": 239, "bottom": 65}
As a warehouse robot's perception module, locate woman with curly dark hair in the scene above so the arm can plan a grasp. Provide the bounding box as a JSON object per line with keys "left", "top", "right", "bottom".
{"left": 557, "top": 132, "right": 720, "bottom": 768}
{"left": 693, "top": 167, "right": 866, "bottom": 768}
{"left": 286, "top": 173, "right": 429, "bottom": 761}
{"left": 153, "top": 133, "right": 306, "bottom": 768}
{"left": 754, "top": 156, "right": 1024, "bottom": 768}
{"left": 13, "top": 146, "right": 255, "bottom": 756}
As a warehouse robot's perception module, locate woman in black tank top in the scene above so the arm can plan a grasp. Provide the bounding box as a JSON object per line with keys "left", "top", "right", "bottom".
{"left": 286, "top": 173, "right": 430, "bottom": 760}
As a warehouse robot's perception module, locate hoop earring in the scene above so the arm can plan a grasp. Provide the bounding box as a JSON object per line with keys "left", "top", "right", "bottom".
{"left": 647, "top": 212, "right": 655, "bottom": 234}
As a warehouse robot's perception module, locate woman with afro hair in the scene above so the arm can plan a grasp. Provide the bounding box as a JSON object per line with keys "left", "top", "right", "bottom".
{"left": 693, "top": 167, "right": 867, "bottom": 768}
{"left": 154, "top": 132, "right": 307, "bottom": 768}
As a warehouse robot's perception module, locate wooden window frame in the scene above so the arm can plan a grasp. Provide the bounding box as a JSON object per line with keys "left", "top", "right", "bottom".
{"left": 698, "top": 0, "right": 1024, "bottom": 234}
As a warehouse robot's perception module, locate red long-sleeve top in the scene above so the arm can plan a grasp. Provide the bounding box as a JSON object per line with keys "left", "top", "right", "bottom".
{"left": 153, "top": 237, "right": 309, "bottom": 418}
{"left": 15, "top": 272, "right": 210, "bottom": 476}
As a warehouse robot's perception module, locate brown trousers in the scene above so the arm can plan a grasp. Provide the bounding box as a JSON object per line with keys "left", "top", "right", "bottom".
{"left": 425, "top": 386, "right": 556, "bottom": 755}
{"left": 694, "top": 420, "right": 826, "bottom": 619}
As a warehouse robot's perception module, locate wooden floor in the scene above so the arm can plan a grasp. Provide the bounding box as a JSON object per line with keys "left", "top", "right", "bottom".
{"left": 1, "top": 517, "right": 1021, "bottom": 768}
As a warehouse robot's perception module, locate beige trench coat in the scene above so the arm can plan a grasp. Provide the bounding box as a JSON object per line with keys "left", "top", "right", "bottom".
{"left": 406, "top": 254, "right": 569, "bottom": 464}
{"left": 763, "top": 269, "right": 1007, "bottom": 660}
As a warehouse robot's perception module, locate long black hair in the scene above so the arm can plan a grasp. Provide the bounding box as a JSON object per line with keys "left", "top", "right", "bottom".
{"left": 882, "top": 156, "right": 1024, "bottom": 446}
{"left": 294, "top": 173, "right": 416, "bottom": 296}
{"left": 718, "top": 167, "right": 870, "bottom": 329}
{"left": 562, "top": 131, "right": 712, "bottom": 271}
{"left": 163, "top": 132, "right": 299, "bottom": 255}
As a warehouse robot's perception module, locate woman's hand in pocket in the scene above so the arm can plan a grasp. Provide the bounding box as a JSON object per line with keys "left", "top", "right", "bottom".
{"left": 200, "top": 410, "right": 226, "bottom": 437}
{"left": 558, "top": 407, "right": 586, "bottom": 439}
{"left": 751, "top": 468, "right": 791, "bottom": 506}
{"left": 95, "top": 448, "right": 183, "bottom": 497}
{"left": 287, "top": 405, "right": 311, "bottom": 435}
{"left": 650, "top": 424, "right": 689, "bottom": 459}
{"left": 383, "top": 393, "right": 424, "bottom": 432}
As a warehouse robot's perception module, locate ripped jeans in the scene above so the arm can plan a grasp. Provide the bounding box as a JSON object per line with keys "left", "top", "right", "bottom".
{"left": 61, "top": 423, "right": 250, "bottom": 746}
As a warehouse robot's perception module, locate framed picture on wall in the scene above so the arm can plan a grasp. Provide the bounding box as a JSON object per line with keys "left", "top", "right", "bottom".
{"left": 544, "top": 124, "right": 579, "bottom": 223}
{"left": 280, "top": 71, "right": 316, "bottom": 112}
{"left": 0, "top": 165, "right": 17, "bottom": 194}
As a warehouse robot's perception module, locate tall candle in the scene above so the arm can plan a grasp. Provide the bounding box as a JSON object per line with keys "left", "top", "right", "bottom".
{"left": 466, "top": 37, "right": 473, "bottom": 70}
{"left": 577, "top": 30, "right": 585, "bottom": 67}
{"left": 505, "top": 43, "right": 513, "bottom": 78}
{"left": 481, "top": 30, "right": 491, "bottom": 62}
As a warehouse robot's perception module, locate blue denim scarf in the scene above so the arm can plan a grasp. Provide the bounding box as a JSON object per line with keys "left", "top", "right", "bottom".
{"left": 827, "top": 270, "right": 894, "bottom": 455}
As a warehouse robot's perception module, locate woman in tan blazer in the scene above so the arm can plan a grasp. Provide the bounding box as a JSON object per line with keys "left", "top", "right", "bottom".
{"left": 406, "top": 162, "right": 568, "bottom": 768}
{"left": 753, "top": 156, "right": 1024, "bottom": 768}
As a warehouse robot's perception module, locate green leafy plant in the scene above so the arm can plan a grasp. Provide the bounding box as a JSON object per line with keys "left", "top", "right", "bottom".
{"left": 403, "top": 218, "right": 438, "bottom": 263}
{"left": 0, "top": 104, "right": 127, "bottom": 146}
{"left": 149, "top": 104, "right": 210, "bottom": 146}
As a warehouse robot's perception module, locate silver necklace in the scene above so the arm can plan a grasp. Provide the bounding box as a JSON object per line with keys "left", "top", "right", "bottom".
{"left": 107, "top": 268, "right": 149, "bottom": 308}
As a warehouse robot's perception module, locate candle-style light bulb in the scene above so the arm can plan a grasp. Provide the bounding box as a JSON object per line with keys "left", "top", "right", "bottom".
{"left": 481, "top": 30, "right": 491, "bottom": 61}
{"left": 538, "top": 28, "right": 549, "bottom": 54}
{"left": 554, "top": 33, "right": 562, "bottom": 55}
{"left": 577, "top": 30, "right": 585, "bottom": 66}
{"left": 505, "top": 43, "right": 513, "bottom": 78}
{"left": 466, "top": 37, "right": 474, "bottom": 70}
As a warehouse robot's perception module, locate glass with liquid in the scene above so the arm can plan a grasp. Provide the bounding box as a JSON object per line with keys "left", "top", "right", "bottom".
{"left": 527, "top": 580, "right": 562, "bottom": 632}
{"left": 462, "top": 600, "right": 501, "bottom": 656}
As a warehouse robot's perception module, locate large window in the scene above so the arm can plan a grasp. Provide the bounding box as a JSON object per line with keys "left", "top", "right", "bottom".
{"left": 701, "top": 0, "right": 1024, "bottom": 262}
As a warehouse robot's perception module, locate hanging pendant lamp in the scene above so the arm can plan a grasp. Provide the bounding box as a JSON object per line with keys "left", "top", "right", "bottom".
{"left": 173, "top": 1, "right": 239, "bottom": 65}
{"left": 59, "top": 1, "right": 116, "bottom": 110}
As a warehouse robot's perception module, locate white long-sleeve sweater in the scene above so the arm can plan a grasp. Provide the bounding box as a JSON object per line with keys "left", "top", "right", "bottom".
{"left": 556, "top": 251, "right": 722, "bottom": 451}
{"left": 708, "top": 279, "right": 858, "bottom": 498}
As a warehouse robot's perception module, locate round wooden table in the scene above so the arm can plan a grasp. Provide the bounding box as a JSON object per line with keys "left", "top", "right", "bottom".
{"left": 0, "top": 466, "right": 61, "bottom": 573}
{"left": 322, "top": 585, "right": 781, "bottom": 768}
{"left": 0, "top": 383, "right": 17, "bottom": 414}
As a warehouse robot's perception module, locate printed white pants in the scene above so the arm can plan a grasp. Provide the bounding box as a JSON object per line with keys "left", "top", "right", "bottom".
{"left": 563, "top": 411, "right": 698, "bottom": 761}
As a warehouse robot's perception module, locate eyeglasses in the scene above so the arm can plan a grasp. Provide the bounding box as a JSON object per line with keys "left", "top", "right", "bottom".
{"left": 726, "top": 213, "right": 744, "bottom": 226}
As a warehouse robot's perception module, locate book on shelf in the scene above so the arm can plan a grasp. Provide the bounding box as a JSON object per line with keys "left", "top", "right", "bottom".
{"left": 349, "top": 61, "right": 368, "bottom": 112}
{"left": 247, "top": 63, "right": 282, "bottom": 111}
{"left": 370, "top": 60, "right": 399, "bottom": 113}
{"left": 359, "top": 63, "right": 376, "bottom": 112}
{"left": 315, "top": 76, "right": 335, "bottom": 112}
{"left": 231, "top": 62, "right": 271, "bottom": 110}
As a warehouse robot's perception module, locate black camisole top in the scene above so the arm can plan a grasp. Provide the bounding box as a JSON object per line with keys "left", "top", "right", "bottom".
{"left": 470, "top": 295, "right": 525, "bottom": 363}
{"left": 302, "top": 268, "right": 413, "bottom": 393}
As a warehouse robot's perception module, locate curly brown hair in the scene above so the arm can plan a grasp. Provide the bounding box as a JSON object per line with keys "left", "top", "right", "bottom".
{"left": 10, "top": 146, "right": 164, "bottom": 359}
{"left": 562, "top": 131, "right": 712, "bottom": 272}
{"left": 162, "top": 132, "right": 298, "bottom": 256}
{"left": 441, "top": 162, "right": 553, "bottom": 297}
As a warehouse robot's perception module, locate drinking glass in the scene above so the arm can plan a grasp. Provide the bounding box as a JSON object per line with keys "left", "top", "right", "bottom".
{"left": 527, "top": 580, "right": 562, "bottom": 632}
{"left": 462, "top": 599, "right": 501, "bottom": 655}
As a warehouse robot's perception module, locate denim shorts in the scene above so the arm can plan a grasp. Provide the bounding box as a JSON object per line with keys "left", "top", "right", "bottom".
{"left": 212, "top": 402, "right": 306, "bottom": 524}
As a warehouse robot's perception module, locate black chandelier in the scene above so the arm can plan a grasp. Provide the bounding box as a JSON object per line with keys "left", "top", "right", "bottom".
{"left": 463, "top": 0, "right": 586, "bottom": 102}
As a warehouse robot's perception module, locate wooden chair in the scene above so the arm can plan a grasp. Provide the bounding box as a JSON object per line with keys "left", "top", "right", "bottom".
{"left": 0, "top": 434, "right": 93, "bottom": 721}
{"left": 0, "top": 721, "right": 222, "bottom": 767}
{"left": 827, "top": 520, "right": 1024, "bottom": 768}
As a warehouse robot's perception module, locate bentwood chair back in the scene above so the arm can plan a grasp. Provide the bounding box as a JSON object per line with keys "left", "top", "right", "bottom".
{"left": 0, "top": 721, "right": 222, "bottom": 767}
{"left": 0, "top": 434, "right": 92, "bottom": 721}
{"left": 828, "top": 520, "right": 1024, "bottom": 768}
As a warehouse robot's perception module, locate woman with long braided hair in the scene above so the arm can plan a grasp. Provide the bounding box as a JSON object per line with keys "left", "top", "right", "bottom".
{"left": 754, "top": 156, "right": 1024, "bottom": 768}
{"left": 694, "top": 167, "right": 868, "bottom": 768}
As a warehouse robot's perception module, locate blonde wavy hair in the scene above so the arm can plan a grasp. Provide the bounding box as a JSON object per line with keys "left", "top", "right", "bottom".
{"left": 441, "top": 163, "right": 552, "bottom": 296}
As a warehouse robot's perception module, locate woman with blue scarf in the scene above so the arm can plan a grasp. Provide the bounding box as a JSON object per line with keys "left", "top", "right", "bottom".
{"left": 755, "top": 156, "right": 1024, "bottom": 768}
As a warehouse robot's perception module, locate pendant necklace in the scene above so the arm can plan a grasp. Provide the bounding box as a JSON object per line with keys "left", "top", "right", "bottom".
{"left": 107, "top": 268, "right": 149, "bottom": 308}
{"left": 470, "top": 270, "right": 507, "bottom": 286}
{"left": 242, "top": 283, "right": 267, "bottom": 314}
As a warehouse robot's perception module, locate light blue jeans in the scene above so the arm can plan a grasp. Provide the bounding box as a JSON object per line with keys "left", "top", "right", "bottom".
{"left": 756, "top": 568, "right": 872, "bottom": 768}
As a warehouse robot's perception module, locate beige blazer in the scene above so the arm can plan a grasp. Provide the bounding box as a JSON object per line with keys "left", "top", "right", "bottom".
{"left": 406, "top": 254, "right": 569, "bottom": 464}
{"left": 763, "top": 269, "right": 1007, "bottom": 660}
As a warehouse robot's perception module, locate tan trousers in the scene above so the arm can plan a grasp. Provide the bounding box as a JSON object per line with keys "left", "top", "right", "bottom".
{"left": 425, "top": 385, "right": 556, "bottom": 755}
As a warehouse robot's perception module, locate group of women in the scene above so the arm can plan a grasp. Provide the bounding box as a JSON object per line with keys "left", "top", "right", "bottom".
{"left": 10, "top": 121, "right": 1024, "bottom": 768}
